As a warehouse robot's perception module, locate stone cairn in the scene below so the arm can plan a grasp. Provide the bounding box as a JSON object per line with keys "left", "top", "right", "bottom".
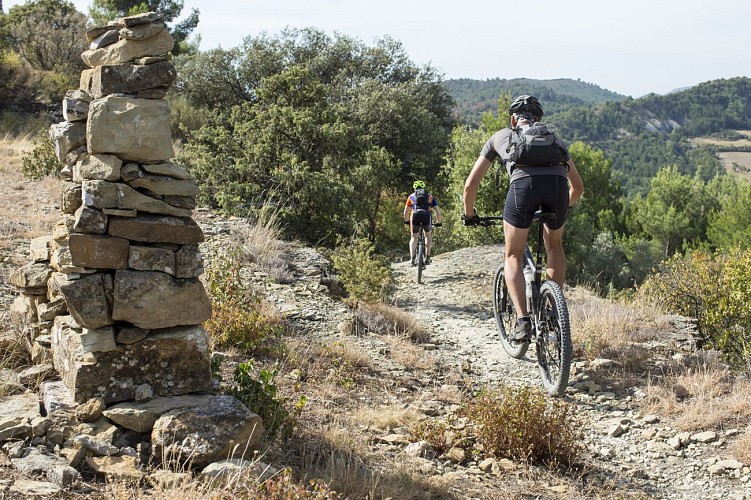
{"left": 5, "top": 12, "right": 264, "bottom": 487}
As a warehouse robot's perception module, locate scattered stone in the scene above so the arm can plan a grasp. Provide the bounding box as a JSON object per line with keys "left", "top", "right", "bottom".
{"left": 86, "top": 455, "right": 145, "bottom": 482}
{"left": 404, "top": 440, "right": 434, "bottom": 458}
{"left": 691, "top": 431, "right": 718, "bottom": 444}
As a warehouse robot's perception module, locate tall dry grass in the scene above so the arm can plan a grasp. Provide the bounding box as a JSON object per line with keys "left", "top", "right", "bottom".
{"left": 642, "top": 352, "right": 751, "bottom": 432}
{"left": 568, "top": 286, "right": 666, "bottom": 363}
{"left": 0, "top": 133, "right": 60, "bottom": 251}
{"left": 351, "top": 302, "right": 430, "bottom": 342}
{"left": 234, "top": 208, "right": 294, "bottom": 284}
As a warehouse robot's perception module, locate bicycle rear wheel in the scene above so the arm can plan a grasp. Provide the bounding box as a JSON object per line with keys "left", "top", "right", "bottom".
{"left": 536, "top": 281, "right": 572, "bottom": 396}
{"left": 493, "top": 262, "right": 529, "bottom": 359}
{"left": 416, "top": 233, "right": 425, "bottom": 284}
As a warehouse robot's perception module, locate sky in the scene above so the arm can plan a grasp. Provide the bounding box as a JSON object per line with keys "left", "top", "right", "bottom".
{"left": 4, "top": 0, "right": 751, "bottom": 97}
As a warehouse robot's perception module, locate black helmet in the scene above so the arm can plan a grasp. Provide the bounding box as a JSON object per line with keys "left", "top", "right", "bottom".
{"left": 509, "top": 95, "right": 543, "bottom": 118}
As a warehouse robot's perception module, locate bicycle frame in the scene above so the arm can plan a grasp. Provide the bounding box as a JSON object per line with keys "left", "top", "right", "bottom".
{"left": 475, "top": 209, "right": 572, "bottom": 396}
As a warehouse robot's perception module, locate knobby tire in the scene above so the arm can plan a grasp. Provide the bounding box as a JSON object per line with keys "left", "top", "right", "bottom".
{"left": 417, "top": 230, "right": 425, "bottom": 284}
{"left": 536, "top": 281, "right": 572, "bottom": 396}
{"left": 492, "top": 262, "right": 529, "bottom": 359}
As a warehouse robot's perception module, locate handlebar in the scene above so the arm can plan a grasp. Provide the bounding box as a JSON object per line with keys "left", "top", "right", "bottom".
{"left": 464, "top": 209, "right": 555, "bottom": 227}
{"left": 469, "top": 215, "right": 504, "bottom": 227}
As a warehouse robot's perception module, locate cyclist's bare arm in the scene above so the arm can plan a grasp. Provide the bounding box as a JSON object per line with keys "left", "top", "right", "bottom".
{"left": 463, "top": 155, "right": 492, "bottom": 216}
{"left": 567, "top": 160, "right": 584, "bottom": 206}
{"left": 433, "top": 205, "right": 442, "bottom": 224}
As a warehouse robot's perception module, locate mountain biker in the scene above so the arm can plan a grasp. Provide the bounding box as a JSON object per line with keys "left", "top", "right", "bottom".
{"left": 461, "top": 95, "right": 584, "bottom": 340}
{"left": 404, "top": 180, "right": 442, "bottom": 266}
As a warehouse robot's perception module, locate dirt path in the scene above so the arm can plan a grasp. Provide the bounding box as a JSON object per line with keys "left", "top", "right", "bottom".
{"left": 389, "top": 245, "right": 750, "bottom": 499}
{"left": 390, "top": 245, "right": 544, "bottom": 389}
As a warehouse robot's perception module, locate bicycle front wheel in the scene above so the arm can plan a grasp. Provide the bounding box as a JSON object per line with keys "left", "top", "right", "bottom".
{"left": 416, "top": 235, "right": 425, "bottom": 284}
{"left": 493, "top": 262, "right": 529, "bottom": 359}
{"left": 536, "top": 281, "right": 572, "bottom": 396}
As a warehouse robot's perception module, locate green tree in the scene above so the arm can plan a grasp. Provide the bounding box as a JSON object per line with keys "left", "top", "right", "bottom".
{"left": 706, "top": 176, "right": 751, "bottom": 249}
{"left": 440, "top": 93, "right": 511, "bottom": 251}
{"left": 89, "top": 0, "right": 199, "bottom": 55}
{"left": 632, "top": 166, "right": 716, "bottom": 256}
{"left": 178, "top": 28, "right": 454, "bottom": 247}
{"left": 2, "top": 0, "right": 86, "bottom": 72}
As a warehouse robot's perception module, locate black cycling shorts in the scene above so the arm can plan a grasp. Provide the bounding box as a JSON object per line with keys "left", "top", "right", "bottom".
{"left": 411, "top": 210, "right": 432, "bottom": 233}
{"left": 504, "top": 175, "right": 569, "bottom": 230}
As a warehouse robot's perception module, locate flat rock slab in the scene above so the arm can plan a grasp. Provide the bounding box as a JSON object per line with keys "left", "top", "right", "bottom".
{"left": 151, "top": 395, "right": 264, "bottom": 467}
{"left": 52, "top": 321, "right": 211, "bottom": 404}
{"left": 112, "top": 270, "right": 211, "bottom": 329}
{"left": 87, "top": 95, "right": 174, "bottom": 162}
{"left": 108, "top": 214, "right": 203, "bottom": 244}
{"left": 103, "top": 394, "right": 214, "bottom": 433}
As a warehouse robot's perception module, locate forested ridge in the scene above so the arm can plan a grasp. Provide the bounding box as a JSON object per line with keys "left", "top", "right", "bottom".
{"left": 445, "top": 77, "right": 627, "bottom": 126}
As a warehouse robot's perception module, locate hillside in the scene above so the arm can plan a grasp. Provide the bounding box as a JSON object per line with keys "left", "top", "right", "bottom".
{"left": 447, "top": 76, "right": 751, "bottom": 196}
{"left": 445, "top": 77, "right": 627, "bottom": 126}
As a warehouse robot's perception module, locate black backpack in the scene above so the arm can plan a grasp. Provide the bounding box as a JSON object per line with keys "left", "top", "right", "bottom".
{"left": 414, "top": 188, "right": 431, "bottom": 211}
{"left": 506, "top": 123, "right": 567, "bottom": 167}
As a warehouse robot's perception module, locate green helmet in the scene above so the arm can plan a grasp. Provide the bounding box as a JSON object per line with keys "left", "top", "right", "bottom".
{"left": 413, "top": 180, "right": 426, "bottom": 190}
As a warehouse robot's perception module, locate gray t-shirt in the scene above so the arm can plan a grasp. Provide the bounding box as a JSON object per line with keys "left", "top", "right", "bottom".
{"left": 480, "top": 125, "right": 570, "bottom": 183}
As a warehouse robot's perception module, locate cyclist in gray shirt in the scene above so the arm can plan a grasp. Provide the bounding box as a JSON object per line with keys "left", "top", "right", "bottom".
{"left": 462, "top": 95, "right": 584, "bottom": 340}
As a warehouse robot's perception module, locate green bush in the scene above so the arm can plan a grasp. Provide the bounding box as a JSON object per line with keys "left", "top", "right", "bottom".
{"left": 461, "top": 386, "right": 584, "bottom": 467}
{"left": 639, "top": 249, "right": 751, "bottom": 370}
{"left": 245, "top": 469, "right": 338, "bottom": 499}
{"left": 229, "top": 360, "right": 306, "bottom": 440}
{"left": 331, "top": 236, "right": 391, "bottom": 304}
{"left": 204, "top": 248, "right": 283, "bottom": 354}
{"left": 20, "top": 138, "right": 60, "bottom": 179}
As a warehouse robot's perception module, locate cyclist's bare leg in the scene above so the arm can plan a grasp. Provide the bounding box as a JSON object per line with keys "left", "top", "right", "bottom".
{"left": 409, "top": 232, "right": 417, "bottom": 261}
{"left": 425, "top": 230, "right": 433, "bottom": 257}
{"left": 543, "top": 224, "right": 566, "bottom": 287}
{"left": 504, "top": 221, "right": 530, "bottom": 317}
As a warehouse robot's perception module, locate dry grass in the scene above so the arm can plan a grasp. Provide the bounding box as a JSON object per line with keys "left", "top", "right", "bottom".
{"left": 568, "top": 286, "right": 665, "bottom": 362}
{"left": 0, "top": 133, "right": 59, "bottom": 253}
{"left": 352, "top": 302, "right": 430, "bottom": 343}
{"left": 379, "top": 334, "right": 439, "bottom": 372}
{"left": 234, "top": 209, "right": 294, "bottom": 284}
{"left": 642, "top": 352, "right": 751, "bottom": 431}
{"left": 728, "top": 432, "right": 751, "bottom": 464}
{"left": 351, "top": 401, "right": 424, "bottom": 432}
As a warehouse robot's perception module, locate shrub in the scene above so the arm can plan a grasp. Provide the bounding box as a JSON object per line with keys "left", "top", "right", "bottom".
{"left": 410, "top": 419, "right": 451, "bottom": 455}
{"left": 331, "top": 236, "right": 391, "bottom": 304}
{"left": 20, "top": 138, "right": 60, "bottom": 180}
{"left": 251, "top": 469, "right": 339, "bottom": 499}
{"left": 204, "top": 248, "right": 283, "bottom": 354}
{"left": 229, "top": 360, "right": 306, "bottom": 440}
{"left": 461, "top": 386, "right": 584, "bottom": 467}
{"left": 639, "top": 249, "right": 751, "bottom": 370}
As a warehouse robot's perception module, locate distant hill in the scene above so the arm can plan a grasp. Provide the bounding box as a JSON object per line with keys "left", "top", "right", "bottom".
{"left": 447, "top": 76, "right": 751, "bottom": 196}
{"left": 445, "top": 77, "right": 627, "bottom": 126}
{"left": 548, "top": 77, "right": 751, "bottom": 195}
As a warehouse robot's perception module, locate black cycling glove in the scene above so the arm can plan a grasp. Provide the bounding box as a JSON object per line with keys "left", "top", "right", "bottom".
{"left": 461, "top": 213, "right": 479, "bottom": 226}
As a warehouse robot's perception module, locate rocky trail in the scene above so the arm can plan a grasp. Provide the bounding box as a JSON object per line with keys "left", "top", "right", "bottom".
{"left": 263, "top": 234, "right": 751, "bottom": 499}
{"left": 387, "top": 246, "right": 750, "bottom": 499}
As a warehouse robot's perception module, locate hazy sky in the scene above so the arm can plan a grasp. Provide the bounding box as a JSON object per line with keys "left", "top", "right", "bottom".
{"left": 5, "top": 0, "right": 750, "bottom": 97}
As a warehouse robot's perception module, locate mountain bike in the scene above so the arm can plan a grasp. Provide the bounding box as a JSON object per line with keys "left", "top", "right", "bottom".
{"left": 471, "top": 210, "right": 572, "bottom": 396}
{"left": 407, "top": 220, "right": 441, "bottom": 284}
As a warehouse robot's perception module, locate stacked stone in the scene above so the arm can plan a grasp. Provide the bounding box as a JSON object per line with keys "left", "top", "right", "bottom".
{"left": 12, "top": 12, "right": 213, "bottom": 405}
